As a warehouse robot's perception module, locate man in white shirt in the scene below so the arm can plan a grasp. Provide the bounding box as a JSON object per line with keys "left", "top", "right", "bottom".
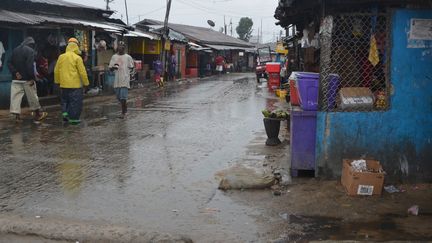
{"left": 109, "top": 41, "right": 134, "bottom": 119}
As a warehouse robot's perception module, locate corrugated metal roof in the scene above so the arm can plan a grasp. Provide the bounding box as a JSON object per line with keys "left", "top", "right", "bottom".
{"left": 138, "top": 19, "right": 254, "bottom": 48}
{"left": 0, "top": 9, "right": 44, "bottom": 25}
{"left": 188, "top": 42, "right": 202, "bottom": 48}
{"left": 77, "top": 20, "right": 124, "bottom": 32}
{"left": 168, "top": 29, "right": 188, "bottom": 43}
{"left": 0, "top": 9, "right": 125, "bottom": 32}
{"left": 188, "top": 42, "right": 211, "bottom": 51}
{"left": 205, "top": 44, "right": 255, "bottom": 52}
{"left": 205, "top": 44, "right": 244, "bottom": 51}
{"left": 147, "top": 26, "right": 187, "bottom": 42}
{"left": 124, "top": 30, "right": 159, "bottom": 40}
{"left": 19, "top": 0, "right": 106, "bottom": 11}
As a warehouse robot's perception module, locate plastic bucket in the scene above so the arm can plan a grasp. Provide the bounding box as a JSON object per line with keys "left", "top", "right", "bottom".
{"left": 327, "top": 74, "right": 340, "bottom": 109}
{"left": 289, "top": 79, "right": 300, "bottom": 106}
{"left": 296, "top": 72, "right": 319, "bottom": 111}
{"left": 290, "top": 110, "right": 317, "bottom": 171}
{"left": 268, "top": 73, "right": 280, "bottom": 90}
{"left": 266, "top": 62, "right": 281, "bottom": 73}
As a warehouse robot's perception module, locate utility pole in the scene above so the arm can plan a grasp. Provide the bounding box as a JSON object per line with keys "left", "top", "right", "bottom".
{"left": 260, "top": 18, "right": 263, "bottom": 44}
{"left": 230, "top": 18, "right": 232, "bottom": 36}
{"left": 224, "top": 15, "right": 227, "bottom": 35}
{"left": 161, "top": 0, "right": 173, "bottom": 80}
{"left": 105, "top": 0, "right": 114, "bottom": 10}
{"left": 124, "top": 0, "right": 129, "bottom": 25}
{"left": 257, "top": 27, "right": 260, "bottom": 44}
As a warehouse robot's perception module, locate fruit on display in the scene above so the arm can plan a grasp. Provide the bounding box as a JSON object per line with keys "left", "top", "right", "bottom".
{"left": 262, "top": 109, "right": 271, "bottom": 118}
{"left": 262, "top": 109, "right": 288, "bottom": 119}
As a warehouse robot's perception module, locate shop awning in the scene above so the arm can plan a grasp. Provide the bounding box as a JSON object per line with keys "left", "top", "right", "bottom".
{"left": 76, "top": 20, "right": 124, "bottom": 33}
{"left": 188, "top": 42, "right": 202, "bottom": 48}
{"left": 124, "top": 30, "right": 159, "bottom": 40}
{"left": 188, "top": 42, "right": 211, "bottom": 52}
{"left": 0, "top": 9, "right": 126, "bottom": 33}
{"left": 0, "top": 10, "right": 43, "bottom": 25}
{"left": 205, "top": 44, "right": 253, "bottom": 51}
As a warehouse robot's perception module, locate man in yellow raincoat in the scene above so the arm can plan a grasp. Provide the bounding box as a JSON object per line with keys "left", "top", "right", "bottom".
{"left": 54, "top": 38, "right": 89, "bottom": 125}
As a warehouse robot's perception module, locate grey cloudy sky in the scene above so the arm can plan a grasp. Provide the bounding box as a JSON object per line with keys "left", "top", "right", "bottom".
{"left": 69, "top": 0, "right": 282, "bottom": 43}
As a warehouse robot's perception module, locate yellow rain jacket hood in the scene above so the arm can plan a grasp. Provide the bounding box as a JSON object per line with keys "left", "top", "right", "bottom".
{"left": 54, "top": 43, "right": 89, "bottom": 88}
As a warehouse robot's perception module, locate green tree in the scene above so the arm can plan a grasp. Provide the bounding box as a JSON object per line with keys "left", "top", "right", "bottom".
{"left": 236, "top": 17, "right": 253, "bottom": 42}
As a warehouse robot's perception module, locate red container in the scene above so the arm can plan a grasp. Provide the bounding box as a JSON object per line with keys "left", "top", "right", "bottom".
{"left": 134, "top": 61, "right": 142, "bottom": 71}
{"left": 290, "top": 79, "right": 300, "bottom": 106}
{"left": 266, "top": 62, "right": 281, "bottom": 73}
{"left": 268, "top": 73, "right": 280, "bottom": 90}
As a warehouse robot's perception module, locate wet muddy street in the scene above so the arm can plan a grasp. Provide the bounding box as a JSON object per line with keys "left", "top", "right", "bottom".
{"left": 1, "top": 73, "right": 431, "bottom": 242}
{"left": 0, "top": 73, "right": 289, "bottom": 242}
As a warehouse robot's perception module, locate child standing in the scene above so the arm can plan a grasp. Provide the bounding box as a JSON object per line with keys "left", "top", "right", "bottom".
{"left": 152, "top": 58, "right": 163, "bottom": 87}
{"left": 109, "top": 41, "right": 134, "bottom": 119}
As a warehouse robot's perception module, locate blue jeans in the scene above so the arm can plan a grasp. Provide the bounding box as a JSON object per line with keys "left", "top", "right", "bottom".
{"left": 61, "top": 88, "right": 83, "bottom": 121}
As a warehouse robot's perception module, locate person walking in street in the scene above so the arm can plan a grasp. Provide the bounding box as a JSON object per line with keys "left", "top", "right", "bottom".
{"left": 54, "top": 38, "right": 89, "bottom": 125}
{"left": 153, "top": 58, "right": 164, "bottom": 87}
{"left": 168, "top": 51, "right": 176, "bottom": 81}
{"left": 8, "top": 37, "right": 48, "bottom": 123}
{"left": 109, "top": 41, "right": 134, "bottom": 119}
{"left": 215, "top": 55, "right": 225, "bottom": 75}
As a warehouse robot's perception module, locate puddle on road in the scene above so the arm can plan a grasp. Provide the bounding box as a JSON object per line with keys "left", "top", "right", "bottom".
{"left": 233, "top": 78, "right": 249, "bottom": 84}
{"left": 1, "top": 74, "right": 377, "bottom": 242}
{"left": 283, "top": 214, "right": 432, "bottom": 241}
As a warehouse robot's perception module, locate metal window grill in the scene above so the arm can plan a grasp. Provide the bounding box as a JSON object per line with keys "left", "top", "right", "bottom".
{"left": 319, "top": 11, "right": 391, "bottom": 112}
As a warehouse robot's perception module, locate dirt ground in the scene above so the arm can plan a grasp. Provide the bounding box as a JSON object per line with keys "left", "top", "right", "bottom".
{"left": 231, "top": 179, "right": 432, "bottom": 242}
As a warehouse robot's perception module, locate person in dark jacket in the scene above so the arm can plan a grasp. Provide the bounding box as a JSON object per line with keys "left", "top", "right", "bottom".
{"left": 168, "top": 51, "right": 176, "bottom": 81}
{"left": 8, "top": 37, "right": 47, "bottom": 122}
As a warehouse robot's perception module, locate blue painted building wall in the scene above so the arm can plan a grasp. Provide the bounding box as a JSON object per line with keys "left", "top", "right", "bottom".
{"left": 315, "top": 9, "right": 432, "bottom": 182}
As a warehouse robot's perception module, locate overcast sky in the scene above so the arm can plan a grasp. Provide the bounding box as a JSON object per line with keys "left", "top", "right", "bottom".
{"left": 69, "top": 0, "right": 282, "bottom": 43}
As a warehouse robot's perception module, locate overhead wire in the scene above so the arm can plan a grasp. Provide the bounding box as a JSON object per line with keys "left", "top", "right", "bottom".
{"left": 176, "top": 0, "right": 271, "bottom": 18}
{"left": 187, "top": 0, "right": 275, "bottom": 17}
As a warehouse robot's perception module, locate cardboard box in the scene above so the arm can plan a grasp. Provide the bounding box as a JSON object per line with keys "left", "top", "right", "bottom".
{"left": 341, "top": 159, "right": 385, "bottom": 196}
{"left": 339, "top": 87, "right": 374, "bottom": 110}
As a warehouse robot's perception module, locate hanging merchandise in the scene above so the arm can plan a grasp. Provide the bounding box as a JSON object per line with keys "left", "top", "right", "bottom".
{"left": 368, "top": 35, "right": 379, "bottom": 66}
{"left": 58, "top": 34, "right": 66, "bottom": 47}
{"left": 301, "top": 29, "right": 310, "bottom": 48}
{"left": 375, "top": 90, "right": 387, "bottom": 109}
{"left": 112, "top": 34, "right": 118, "bottom": 52}
{"left": 74, "top": 30, "right": 83, "bottom": 44}
{"left": 47, "top": 33, "right": 66, "bottom": 47}
{"left": 47, "top": 34, "right": 58, "bottom": 46}
{"left": 82, "top": 31, "right": 89, "bottom": 52}
{"left": 320, "top": 15, "right": 333, "bottom": 37}
{"left": 276, "top": 41, "right": 288, "bottom": 54}
{"left": 0, "top": 41, "right": 5, "bottom": 68}
{"left": 368, "top": 7, "right": 379, "bottom": 66}
{"left": 164, "top": 39, "right": 171, "bottom": 51}
{"left": 74, "top": 30, "right": 90, "bottom": 53}
{"left": 352, "top": 18, "right": 363, "bottom": 37}
{"left": 310, "top": 33, "right": 320, "bottom": 49}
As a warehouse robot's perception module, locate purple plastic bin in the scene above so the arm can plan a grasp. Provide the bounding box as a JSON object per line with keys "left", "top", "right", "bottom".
{"left": 295, "top": 72, "right": 319, "bottom": 111}
{"left": 327, "top": 74, "right": 340, "bottom": 109}
{"left": 290, "top": 109, "right": 317, "bottom": 174}
{"left": 296, "top": 72, "right": 319, "bottom": 79}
